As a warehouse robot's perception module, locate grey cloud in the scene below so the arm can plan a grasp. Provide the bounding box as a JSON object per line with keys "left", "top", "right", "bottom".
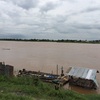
{"left": 55, "top": 15, "right": 67, "bottom": 23}
{"left": 52, "top": 19, "right": 100, "bottom": 35}
{"left": 67, "top": 7, "right": 100, "bottom": 18}
{"left": 80, "top": 7, "right": 100, "bottom": 13}
{"left": 5, "top": 0, "right": 39, "bottom": 10}
{"left": 54, "top": 25, "right": 78, "bottom": 34}
{"left": 0, "top": 33, "right": 25, "bottom": 39}
{"left": 72, "top": 23, "right": 100, "bottom": 30}
{"left": 67, "top": 0, "right": 77, "bottom": 3}
{"left": 61, "top": 0, "right": 76, "bottom": 2}
{"left": 67, "top": 8, "right": 100, "bottom": 17}
{"left": 40, "top": 2, "right": 58, "bottom": 13}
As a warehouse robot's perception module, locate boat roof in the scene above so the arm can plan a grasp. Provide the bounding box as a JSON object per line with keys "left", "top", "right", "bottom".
{"left": 67, "top": 67, "right": 99, "bottom": 87}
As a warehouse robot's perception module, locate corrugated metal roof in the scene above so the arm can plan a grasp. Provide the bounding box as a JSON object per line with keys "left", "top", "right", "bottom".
{"left": 67, "top": 67, "right": 99, "bottom": 87}
{"left": 86, "top": 69, "right": 93, "bottom": 79}
{"left": 67, "top": 67, "right": 96, "bottom": 79}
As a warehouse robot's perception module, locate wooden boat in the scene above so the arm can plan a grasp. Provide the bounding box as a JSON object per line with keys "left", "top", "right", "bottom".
{"left": 52, "top": 76, "right": 69, "bottom": 86}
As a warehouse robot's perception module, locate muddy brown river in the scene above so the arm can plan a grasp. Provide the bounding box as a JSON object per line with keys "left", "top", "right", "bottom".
{"left": 0, "top": 41, "right": 100, "bottom": 94}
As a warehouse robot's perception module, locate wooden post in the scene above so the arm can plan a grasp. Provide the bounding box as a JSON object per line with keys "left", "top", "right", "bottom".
{"left": 51, "top": 70, "right": 53, "bottom": 74}
{"left": 57, "top": 65, "right": 58, "bottom": 75}
{"left": 61, "top": 66, "right": 64, "bottom": 76}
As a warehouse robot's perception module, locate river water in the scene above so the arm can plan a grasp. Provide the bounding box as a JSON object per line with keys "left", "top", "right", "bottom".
{"left": 0, "top": 41, "right": 100, "bottom": 94}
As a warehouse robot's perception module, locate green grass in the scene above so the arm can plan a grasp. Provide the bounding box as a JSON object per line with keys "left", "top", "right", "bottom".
{"left": 0, "top": 93, "right": 33, "bottom": 100}
{"left": 0, "top": 75, "right": 100, "bottom": 100}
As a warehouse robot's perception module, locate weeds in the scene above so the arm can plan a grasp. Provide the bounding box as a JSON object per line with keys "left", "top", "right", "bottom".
{"left": 0, "top": 75, "right": 100, "bottom": 100}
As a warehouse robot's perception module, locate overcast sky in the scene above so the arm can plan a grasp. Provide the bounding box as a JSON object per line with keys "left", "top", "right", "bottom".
{"left": 0, "top": 0, "right": 100, "bottom": 40}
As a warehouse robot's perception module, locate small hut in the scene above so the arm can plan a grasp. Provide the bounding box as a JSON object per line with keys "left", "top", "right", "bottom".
{"left": 67, "top": 67, "right": 99, "bottom": 89}
{"left": 0, "top": 62, "right": 14, "bottom": 76}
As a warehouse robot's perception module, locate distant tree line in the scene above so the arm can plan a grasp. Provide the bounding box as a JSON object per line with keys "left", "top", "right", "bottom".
{"left": 0, "top": 38, "right": 100, "bottom": 43}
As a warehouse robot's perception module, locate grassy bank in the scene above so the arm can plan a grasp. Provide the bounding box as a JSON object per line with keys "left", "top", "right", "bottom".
{"left": 0, "top": 76, "right": 100, "bottom": 100}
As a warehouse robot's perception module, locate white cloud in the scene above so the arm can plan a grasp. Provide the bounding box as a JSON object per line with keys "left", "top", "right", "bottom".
{"left": 0, "top": 0, "right": 100, "bottom": 40}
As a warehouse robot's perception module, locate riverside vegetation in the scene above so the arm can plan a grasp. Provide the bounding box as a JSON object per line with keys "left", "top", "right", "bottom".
{"left": 0, "top": 38, "right": 100, "bottom": 44}
{"left": 0, "top": 76, "right": 100, "bottom": 100}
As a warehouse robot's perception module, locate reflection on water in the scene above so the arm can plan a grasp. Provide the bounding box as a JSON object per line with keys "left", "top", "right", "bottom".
{"left": 0, "top": 41, "right": 100, "bottom": 94}
{"left": 64, "top": 84, "right": 99, "bottom": 94}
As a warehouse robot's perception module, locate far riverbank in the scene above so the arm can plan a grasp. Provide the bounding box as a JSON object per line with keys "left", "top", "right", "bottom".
{"left": 0, "top": 38, "right": 100, "bottom": 44}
